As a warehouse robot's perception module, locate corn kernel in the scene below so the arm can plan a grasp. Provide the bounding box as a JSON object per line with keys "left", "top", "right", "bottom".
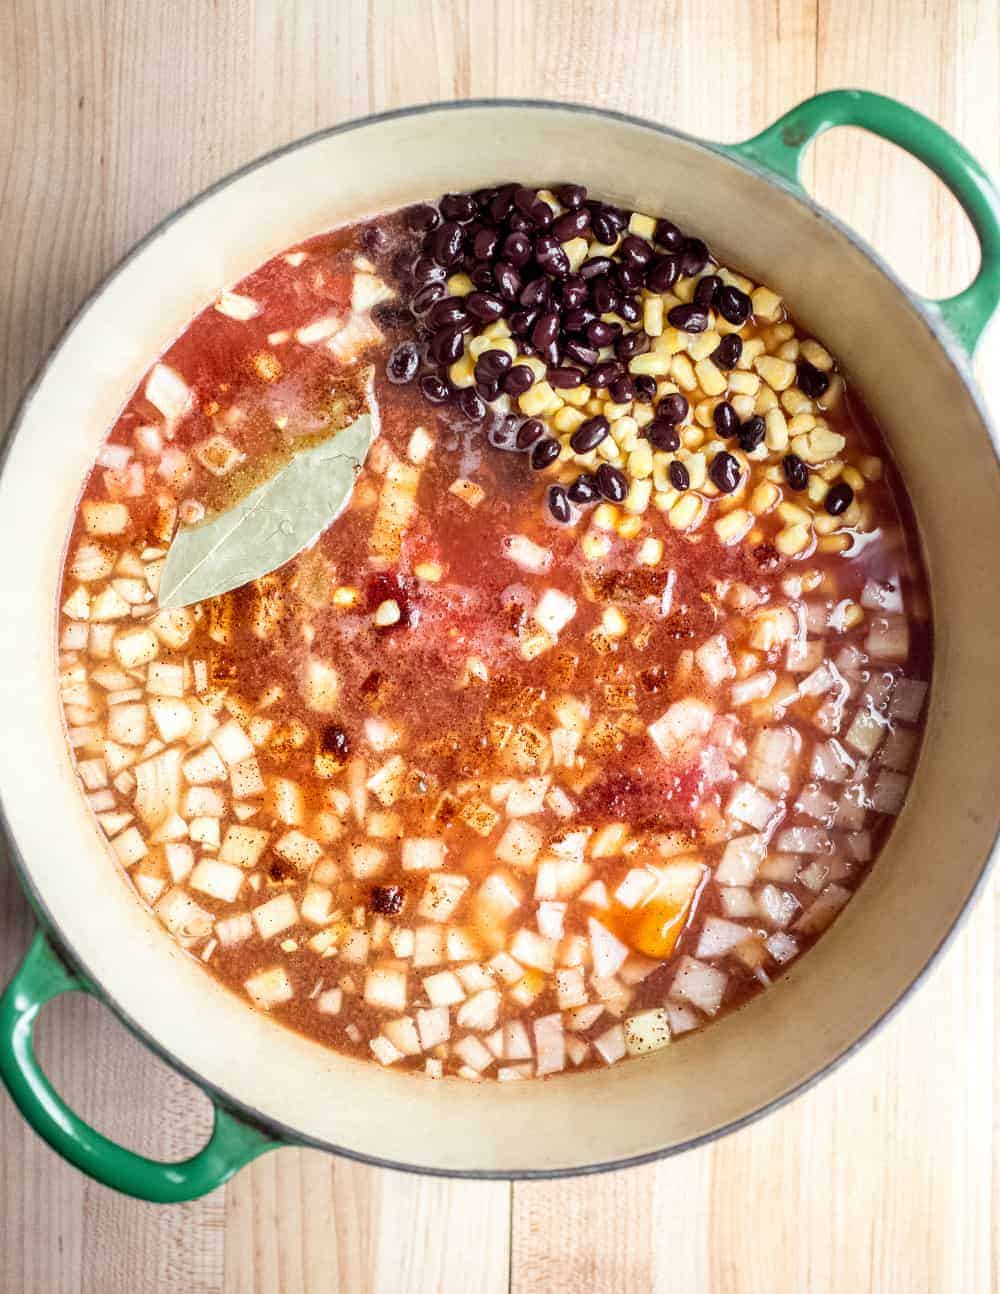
{"left": 731, "top": 394, "right": 756, "bottom": 420}
{"left": 781, "top": 387, "right": 814, "bottom": 416}
{"left": 728, "top": 370, "right": 760, "bottom": 397}
{"left": 777, "top": 500, "right": 810, "bottom": 526}
{"left": 563, "top": 237, "right": 589, "bottom": 272}
{"left": 653, "top": 327, "right": 686, "bottom": 357}
{"left": 581, "top": 531, "right": 612, "bottom": 560}
{"left": 755, "top": 355, "right": 797, "bottom": 391}
{"left": 619, "top": 511, "right": 645, "bottom": 537}
{"left": 751, "top": 286, "right": 783, "bottom": 321}
{"left": 768, "top": 323, "right": 795, "bottom": 345}
{"left": 588, "top": 236, "right": 620, "bottom": 259}
{"left": 604, "top": 400, "right": 632, "bottom": 422}
{"left": 602, "top": 607, "right": 628, "bottom": 637}
{"left": 611, "top": 415, "right": 639, "bottom": 447}
{"left": 754, "top": 385, "right": 779, "bottom": 415}
{"left": 669, "top": 492, "right": 705, "bottom": 531}
{"left": 468, "top": 334, "right": 491, "bottom": 360}
{"left": 681, "top": 451, "right": 708, "bottom": 489}
{"left": 597, "top": 437, "right": 621, "bottom": 462}
{"left": 787, "top": 412, "right": 816, "bottom": 435}
{"left": 624, "top": 479, "right": 652, "bottom": 515}
{"left": 841, "top": 466, "right": 865, "bottom": 492}
{"left": 859, "top": 454, "right": 884, "bottom": 481}
{"left": 807, "top": 474, "right": 830, "bottom": 505}
{"left": 414, "top": 561, "right": 443, "bottom": 582}
{"left": 750, "top": 480, "right": 780, "bottom": 514}
{"left": 633, "top": 403, "right": 655, "bottom": 428}
{"left": 817, "top": 374, "right": 845, "bottom": 409}
{"left": 449, "top": 479, "right": 485, "bottom": 507}
{"left": 841, "top": 601, "right": 865, "bottom": 629}
{"left": 629, "top": 352, "right": 673, "bottom": 377}
{"left": 446, "top": 353, "right": 474, "bottom": 389}
{"left": 670, "top": 354, "right": 697, "bottom": 390}
{"left": 776, "top": 339, "right": 800, "bottom": 362}
{"left": 554, "top": 406, "right": 586, "bottom": 434}
{"left": 332, "top": 586, "right": 360, "bottom": 607}
{"left": 627, "top": 440, "right": 654, "bottom": 479}
{"left": 775, "top": 523, "right": 811, "bottom": 556}
{"left": 694, "top": 357, "right": 727, "bottom": 396}
{"left": 373, "top": 599, "right": 401, "bottom": 627}
{"left": 792, "top": 427, "right": 846, "bottom": 465}
{"left": 446, "top": 272, "right": 474, "bottom": 296}
{"left": 714, "top": 508, "right": 753, "bottom": 545}
{"left": 800, "top": 339, "right": 834, "bottom": 370}
{"left": 738, "top": 337, "right": 765, "bottom": 369}
{"left": 637, "top": 537, "right": 663, "bottom": 565}
{"left": 560, "top": 384, "right": 591, "bottom": 407}
{"left": 593, "top": 503, "right": 619, "bottom": 531}
{"left": 628, "top": 212, "right": 656, "bottom": 239}
{"left": 687, "top": 330, "right": 721, "bottom": 362}
{"left": 519, "top": 381, "right": 556, "bottom": 416}
{"left": 643, "top": 296, "right": 664, "bottom": 337}
{"left": 482, "top": 320, "right": 511, "bottom": 340}
{"left": 818, "top": 533, "right": 851, "bottom": 554}
{"left": 674, "top": 275, "right": 696, "bottom": 304}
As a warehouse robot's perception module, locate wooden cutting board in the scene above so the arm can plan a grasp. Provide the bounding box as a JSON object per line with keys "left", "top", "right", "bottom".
{"left": 1, "top": 2, "right": 997, "bottom": 1291}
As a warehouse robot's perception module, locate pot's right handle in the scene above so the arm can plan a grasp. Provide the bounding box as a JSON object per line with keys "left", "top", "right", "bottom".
{"left": 0, "top": 930, "right": 280, "bottom": 1202}
{"left": 724, "top": 89, "right": 1000, "bottom": 357}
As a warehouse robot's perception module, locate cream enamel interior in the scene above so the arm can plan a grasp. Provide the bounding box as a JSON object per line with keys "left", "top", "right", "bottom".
{"left": 1, "top": 103, "right": 998, "bottom": 1175}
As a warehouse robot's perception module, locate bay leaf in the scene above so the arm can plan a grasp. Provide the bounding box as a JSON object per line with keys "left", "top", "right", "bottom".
{"left": 157, "top": 413, "right": 374, "bottom": 609}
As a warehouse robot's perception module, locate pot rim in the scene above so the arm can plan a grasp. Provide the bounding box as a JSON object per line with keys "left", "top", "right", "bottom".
{"left": 2, "top": 95, "right": 998, "bottom": 1181}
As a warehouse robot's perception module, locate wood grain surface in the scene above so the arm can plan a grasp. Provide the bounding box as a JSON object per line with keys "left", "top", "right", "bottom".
{"left": 1, "top": 3, "right": 998, "bottom": 1292}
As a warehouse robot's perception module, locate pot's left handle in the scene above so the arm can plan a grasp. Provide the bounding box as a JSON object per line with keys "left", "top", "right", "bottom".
{"left": 0, "top": 931, "right": 280, "bottom": 1202}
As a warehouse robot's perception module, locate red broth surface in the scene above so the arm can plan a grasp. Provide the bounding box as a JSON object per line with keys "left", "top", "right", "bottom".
{"left": 57, "top": 190, "right": 931, "bottom": 1079}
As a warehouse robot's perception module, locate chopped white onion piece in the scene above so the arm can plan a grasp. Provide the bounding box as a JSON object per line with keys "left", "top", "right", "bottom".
{"left": 670, "top": 956, "right": 728, "bottom": 1016}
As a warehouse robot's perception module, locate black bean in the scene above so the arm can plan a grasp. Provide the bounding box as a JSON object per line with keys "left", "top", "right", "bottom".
{"left": 797, "top": 359, "right": 830, "bottom": 398}
{"left": 564, "top": 307, "right": 597, "bottom": 333}
{"left": 428, "top": 297, "right": 469, "bottom": 329}
{"left": 591, "top": 211, "right": 618, "bottom": 244}
{"left": 667, "top": 303, "right": 710, "bottom": 333}
{"left": 619, "top": 235, "right": 653, "bottom": 267}
{"left": 669, "top": 461, "right": 690, "bottom": 490}
{"left": 553, "top": 208, "right": 591, "bottom": 241}
{"left": 600, "top": 204, "right": 627, "bottom": 231}
{"left": 658, "top": 392, "right": 690, "bottom": 424}
{"left": 520, "top": 278, "right": 551, "bottom": 308}
{"left": 466, "top": 291, "right": 506, "bottom": 322}
{"left": 617, "top": 263, "right": 645, "bottom": 292}
{"left": 508, "top": 308, "right": 538, "bottom": 337}
{"left": 547, "top": 485, "right": 573, "bottom": 524}
{"left": 548, "top": 366, "right": 584, "bottom": 389}
{"left": 488, "top": 413, "right": 521, "bottom": 451}
{"left": 654, "top": 218, "right": 684, "bottom": 251}
{"left": 570, "top": 415, "right": 610, "bottom": 453}
{"left": 679, "top": 237, "right": 711, "bottom": 276}
{"left": 508, "top": 211, "right": 533, "bottom": 234}
{"left": 490, "top": 186, "right": 516, "bottom": 222}
{"left": 476, "top": 350, "right": 513, "bottom": 381}
{"left": 633, "top": 375, "right": 657, "bottom": 403}
{"left": 565, "top": 339, "right": 599, "bottom": 367}
{"left": 588, "top": 359, "right": 622, "bottom": 389}
{"left": 470, "top": 263, "right": 495, "bottom": 290}
{"left": 431, "top": 221, "right": 465, "bottom": 267}
{"left": 407, "top": 203, "right": 440, "bottom": 232}
{"left": 472, "top": 186, "right": 497, "bottom": 211}
{"left": 412, "top": 281, "right": 446, "bottom": 313}
{"left": 587, "top": 319, "right": 621, "bottom": 347}
{"left": 556, "top": 182, "right": 586, "bottom": 208}
{"left": 440, "top": 192, "right": 477, "bottom": 222}
{"left": 616, "top": 330, "right": 650, "bottom": 360}
{"left": 713, "top": 333, "right": 743, "bottom": 370}
{"left": 619, "top": 297, "right": 641, "bottom": 325}
{"left": 513, "top": 186, "right": 537, "bottom": 216}
{"left": 503, "top": 364, "right": 535, "bottom": 396}
{"left": 531, "top": 436, "right": 561, "bottom": 470}
{"left": 360, "top": 224, "right": 388, "bottom": 254}
{"left": 709, "top": 450, "right": 741, "bottom": 493}
{"left": 494, "top": 262, "right": 522, "bottom": 301}
{"left": 472, "top": 226, "right": 500, "bottom": 261}
{"left": 475, "top": 377, "right": 500, "bottom": 401}
{"left": 429, "top": 326, "right": 466, "bottom": 366}
{"left": 738, "top": 415, "right": 766, "bottom": 453}
{"left": 530, "top": 200, "right": 554, "bottom": 229}
{"left": 609, "top": 376, "right": 635, "bottom": 404}
{"left": 375, "top": 302, "right": 413, "bottom": 332}
{"left": 717, "top": 285, "right": 751, "bottom": 326}
{"left": 371, "top": 884, "right": 404, "bottom": 915}
{"left": 646, "top": 255, "right": 680, "bottom": 293}
{"left": 646, "top": 418, "right": 681, "bottom": 451}
{"left": 412, "top": 255, "right": 445, "bottom": 286}
{"left": 535, "top": 234, "right": 570, "bottom": 277}
{"left": 713, "top": 401, "right": 739, "bottom": 438}
{"left": 516, "top": 418, "right": 545, "bottom": 449}
{"left": 321, "top": 723, "right": 350, "bottom": 760}
{"left": 531, "top": 311, "right": 561, "bottom": 352}
{"left": 580, "top": 255, "right": 613, "bottom": 280}
{"left": 595, "top": 463, "right": 628, "bottom": 502}
{"left": 782, "top": 453, "right": 809, "bottom": 492}
{"left": 458, "top": 388, "right": 486, "bottom": 421}
{"left": 694, "top": 275, "right": 722, "bottom": 308}
{"left": 824, "top": 481, "right": 854, "bottom": 515}
{"left": 560, "top": 275, "right": 588, "bottom": 309}
{"left": 567, "top": 473, "right": 600, "bottom": 504}
{"left": 419, "top": 374, "right": 450, "bottom": 404}
{"left": 503, "top": 232, "right": 533, "bottom": 267}
{"left": 386, "top": 341, "right": 419, "bottom": 384}
{"left": 590, "top": 278, "right": 619, "bottom": 314}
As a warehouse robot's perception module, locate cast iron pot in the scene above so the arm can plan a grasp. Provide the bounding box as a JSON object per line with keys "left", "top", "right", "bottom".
{"left": 1, "top": 91, "right": 998, "bottom": 1201}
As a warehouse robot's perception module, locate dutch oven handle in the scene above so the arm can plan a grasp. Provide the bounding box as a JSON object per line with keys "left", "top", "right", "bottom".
{"left": 0, "top": 930, "right": 279, "bottom": 1201}
{"left": 723, "top": 88, "right": 1000, "bottom": 357}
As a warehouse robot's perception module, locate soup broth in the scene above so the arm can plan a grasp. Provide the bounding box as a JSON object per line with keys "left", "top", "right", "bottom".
{"left": 57, "top": 185, "right": 931, "bottom": 1080}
